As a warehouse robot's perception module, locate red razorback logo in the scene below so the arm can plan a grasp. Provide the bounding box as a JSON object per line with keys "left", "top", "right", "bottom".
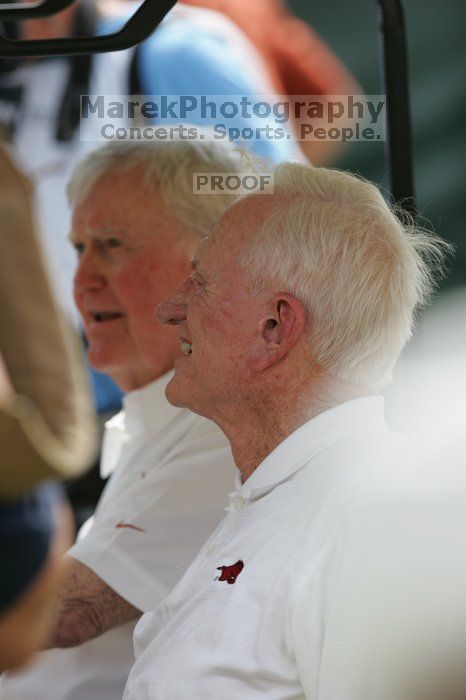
{"left": 215, "top": 560, "right": 244, "bottom": 584}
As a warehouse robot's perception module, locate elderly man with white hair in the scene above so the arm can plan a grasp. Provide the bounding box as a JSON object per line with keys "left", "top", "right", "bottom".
{"left": 0, "top": 140, "right": 250, "bottom": 699}
{"left": 122, "top": 164, "right": 452, "bottom": 699}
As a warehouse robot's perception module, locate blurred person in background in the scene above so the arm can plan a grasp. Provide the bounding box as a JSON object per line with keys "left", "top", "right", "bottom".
{"left": 0, "top": 485, "right": 72, "bottom": 673}
{"left": 0, "top": 139, "right": 250, "bottom": 699}
{"left": 0, "top": 144, "right": 96, "bottom": 671}
{"left": 181, "top": 0, "right": 361, "bottom": 165}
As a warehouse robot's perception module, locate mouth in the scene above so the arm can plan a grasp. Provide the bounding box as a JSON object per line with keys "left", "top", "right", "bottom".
{"left": 180, "top": 338, "right": 193, "bottom": 356}
{"left": 89, "top": 311, "right": 125, "bottom": 324}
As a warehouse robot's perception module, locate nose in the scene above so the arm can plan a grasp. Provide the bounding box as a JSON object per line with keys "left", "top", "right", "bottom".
{"left": 74, "top": 249, "right": 106, "bottom": 294}
{"left": 156, "top": 277, "right": 191, "bottom": 326}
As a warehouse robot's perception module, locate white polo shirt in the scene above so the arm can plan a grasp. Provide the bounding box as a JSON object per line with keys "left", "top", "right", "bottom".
{"left": 124, "top": 396, "right": 415, "bottom": 699}
{"left": 0, "top": 373, "right": 236, "bottom": 700}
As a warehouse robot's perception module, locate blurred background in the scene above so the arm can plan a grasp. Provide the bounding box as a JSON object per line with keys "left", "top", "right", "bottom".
{"left": 291, "top": 0, "right": 465, "bottom": 465}
{"left": 292, "top": 0, "right": 465, "bottom": 290}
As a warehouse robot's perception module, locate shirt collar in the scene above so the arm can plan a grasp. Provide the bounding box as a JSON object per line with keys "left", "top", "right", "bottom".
{"left": 121, "top": 371, "right": 182, "bottom": 438}
{"left": 235, "top": 395, "right": 386, "bottom": 501}
{"left": 100, "top": 371, "right": 182, "bottom": 478}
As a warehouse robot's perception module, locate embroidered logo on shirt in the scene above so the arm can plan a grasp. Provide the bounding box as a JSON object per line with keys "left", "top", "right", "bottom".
{"left": 215, "top": 560, "right": 244, "bottom": 584}
{"left": 115, "top": 520, "right": 146, "bottom": 533}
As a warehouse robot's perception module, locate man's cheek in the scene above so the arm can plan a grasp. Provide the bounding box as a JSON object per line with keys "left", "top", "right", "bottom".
{"left": 73, "top": 291, "right": 88, "bottom": 324}
{"left": 118, "top": 269, "right": 169, "bottom": 314}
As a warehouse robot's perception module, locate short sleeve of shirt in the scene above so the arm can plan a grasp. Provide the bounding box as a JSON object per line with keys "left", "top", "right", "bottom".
{"left": 137, "top": 25, "right": 305, "bottom": 163}
{"left": 140, "top": 27, "right": 252, "bottom": 97}
{"left": 69, "top": 416, "right": 235, "bottom": 612}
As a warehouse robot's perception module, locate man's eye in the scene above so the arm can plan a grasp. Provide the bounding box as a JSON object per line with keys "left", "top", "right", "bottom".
{"left": 106, "top": 238, "right": 122, "bottom": 249}
{"left": 73, "top": 242, "right": 85, "bottom": 256}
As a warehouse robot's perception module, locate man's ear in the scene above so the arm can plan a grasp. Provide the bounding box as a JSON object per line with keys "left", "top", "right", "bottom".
{"left": 251, "top": 294, "right": 307, "bottom": 372}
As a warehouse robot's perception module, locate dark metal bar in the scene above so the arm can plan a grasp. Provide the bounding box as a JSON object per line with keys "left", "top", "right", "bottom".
{"left": 377, "top": 0, "right": 416, "bottom": 215}
{"left": 0, "top": 0, "right": 176, "bottom": 56}
{"left": 0, "top": 0, "right": 75, "bottom": 21}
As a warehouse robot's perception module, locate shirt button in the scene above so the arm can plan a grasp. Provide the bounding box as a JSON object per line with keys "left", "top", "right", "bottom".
{"left": 206, "top": 544, "right": 217, "bottom": 555}
{"left": 231, "top": 495, "right": 246, "bottom": 510}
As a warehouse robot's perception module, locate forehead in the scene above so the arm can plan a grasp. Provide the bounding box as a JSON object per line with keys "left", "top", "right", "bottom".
{"left": 196, "top": 194, "right": 275, "bottom": 266}
{"left": 71, "top": 165, "right": 182, "bottom": 241}
{"left": 73, "top": 166, "right": 154, "bottom": 217}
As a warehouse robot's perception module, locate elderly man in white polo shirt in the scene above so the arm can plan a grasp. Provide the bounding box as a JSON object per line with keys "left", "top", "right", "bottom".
{"left": 0, "top": 140, "right": 247, "bottom": 699}
{"left": 123, "top": 163, "right": 451, "bottom": 699}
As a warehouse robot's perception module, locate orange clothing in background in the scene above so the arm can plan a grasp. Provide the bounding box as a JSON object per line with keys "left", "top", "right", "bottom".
{"left": 183, "top": 0, "right": 359, "bottom": 96}
{"left": 182, "top": 0, "right": 360, "bottom": 163}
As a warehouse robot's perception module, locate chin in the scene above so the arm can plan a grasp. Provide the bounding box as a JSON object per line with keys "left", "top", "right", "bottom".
{"left": 165, "top": 375, "right": 191, "bottom": 408}
{"left": 87, "top": 347, "right": 125, "bottom": 377}
{"left": 165, "top": 380, "right": 216, "bottom": 426}
{"left": 165, "top": 374, "right": 207, "bottom": 416}
{"left": 87, "top": 353, "right": 111, "bottom": 374}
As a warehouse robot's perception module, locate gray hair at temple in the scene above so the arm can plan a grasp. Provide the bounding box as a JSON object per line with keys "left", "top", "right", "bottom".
{"left": 238, "top": 163, "right": 453, "bottom": 390}
{"left": 67, "top": 136, "right": 263, "bottom": 237}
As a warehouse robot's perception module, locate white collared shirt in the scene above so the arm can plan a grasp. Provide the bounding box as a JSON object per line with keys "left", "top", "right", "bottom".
{"left": 124, "top": 396, "right": 415, "bottom": 699}
{"left": 0, "top": 373, "right": 236, "bottom": 700}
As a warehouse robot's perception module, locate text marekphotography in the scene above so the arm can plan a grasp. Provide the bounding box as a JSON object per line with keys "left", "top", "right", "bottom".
{"left": 80, "top": 95, "right": 386, "bottom": 143}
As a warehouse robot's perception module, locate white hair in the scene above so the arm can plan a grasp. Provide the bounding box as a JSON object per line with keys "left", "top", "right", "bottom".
{"left": 238, "top": 163, "right": 453, "bottom": 389}
{"left": 68, "top": 137, "right": 264, "bottom": 237}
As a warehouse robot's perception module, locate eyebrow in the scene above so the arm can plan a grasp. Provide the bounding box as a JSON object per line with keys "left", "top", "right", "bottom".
{"left": 190, "top": 259, "right": 207, "bottom": 285}
{"left": 68, "top": 226, "right": 129, "bottom": 242}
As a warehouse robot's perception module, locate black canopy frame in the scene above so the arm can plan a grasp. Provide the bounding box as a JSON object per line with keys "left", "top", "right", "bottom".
{"left": 0, "top": 0, "right": 177, "bottom": 53}
{"left": 0, "top": 0, "right": 80, "bottom": 20}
